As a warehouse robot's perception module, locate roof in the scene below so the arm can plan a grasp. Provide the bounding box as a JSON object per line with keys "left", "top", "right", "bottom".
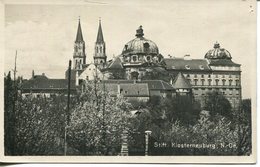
{"left": 205, "top": 42, "right": 232, "bottom": 59}
{"left": 103, "top": 82, "right": 149, "bottom": 97}
{"left": 141, "top": 80, "right": 174, "bottom": 90}
{"left": 103, "top": 80, "right": 174, "bottom": 91}
{"left": 75, "top": 19, "right": 84, "bottom": 42}
{"left": 107, "top": 57, "right": 124, "bottom": 69}
{"left": 209, "top": 59, "right": 240, "bottom": 67}
{"left": 172, "top": 72, "right": 191, "bottom": 89}
{"left": 122, "top": 26, "right": 159, "bottom": 55}
{"left": 96, "top": 20, "right": 104, "bottom": 44}
{"left": 22, "top": 75, "right": 76, "bottom": 90}
{"left": 164, "top": 58, "right": 211, "bottom": 71}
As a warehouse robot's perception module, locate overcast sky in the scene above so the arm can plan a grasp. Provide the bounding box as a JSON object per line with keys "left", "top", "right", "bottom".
{"left": 4, "top": 0, "right": 256, "bottom": 98}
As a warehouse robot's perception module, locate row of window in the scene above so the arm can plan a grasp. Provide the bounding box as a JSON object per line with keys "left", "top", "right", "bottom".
{"left": 193, "top": 88, "right": 240, "bottom": 96}
{"left": 186, "top": 74, "right": 239, "bottom": 79}
{"left": 96, "top": 46, "right": 105, "bottom": 54}
{"left": 188, "top": 78, "right": 240, "bottom": 86}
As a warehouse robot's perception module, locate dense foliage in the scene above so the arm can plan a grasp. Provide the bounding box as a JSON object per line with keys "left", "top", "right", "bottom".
{"left": 67, "top": 82, "right": 132, "bottom": 155}
{"left": 4, "top": 73, "right": 252, "bottom": 156}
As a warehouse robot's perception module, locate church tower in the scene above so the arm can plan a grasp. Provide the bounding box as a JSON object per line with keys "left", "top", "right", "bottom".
{"left": 94, "top": 19, "right": 107, "bottom": 67}
{"left": 73, "top": 18, "right": 86, "bottom": 71}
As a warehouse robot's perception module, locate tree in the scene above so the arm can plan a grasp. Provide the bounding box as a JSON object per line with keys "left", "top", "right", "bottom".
{"left": 10, "top": 94, "right": 69, "bottom": 155}
{"left": 67, "top": 82, "right": 132, "bottom": 155}
{"left": 203, "top": 91, "right": 232, "bottom": 121}
{"left": 4, "top": 71, "right": 15, "bottom": 155}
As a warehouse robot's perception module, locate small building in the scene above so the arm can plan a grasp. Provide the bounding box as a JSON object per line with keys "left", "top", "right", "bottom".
{"left": 21, "top": 73, "right": 76, "bottom": 97}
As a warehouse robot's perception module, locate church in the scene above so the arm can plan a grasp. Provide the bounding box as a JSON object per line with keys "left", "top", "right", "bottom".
{"left": 22, "top": 18, "right": 242, "bottom": 109}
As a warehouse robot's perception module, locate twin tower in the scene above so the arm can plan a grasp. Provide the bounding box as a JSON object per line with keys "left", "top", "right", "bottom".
{"left": 73, "top": 18, "right": 107, "bottom": 70}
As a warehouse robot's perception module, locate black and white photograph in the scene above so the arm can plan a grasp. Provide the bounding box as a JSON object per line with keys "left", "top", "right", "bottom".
{"left": 0, "top": 0, "right": 257, "bottom": 163}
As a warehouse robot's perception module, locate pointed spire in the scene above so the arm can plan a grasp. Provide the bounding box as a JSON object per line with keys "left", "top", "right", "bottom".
{"left": 96, "top": 18, "right": 104, "bottom": 44}
{"left": 76, "top": 17, "right": 84, "bottom": 42}
{"left": 173, "top": 72, "right": 191, "bottom": 89}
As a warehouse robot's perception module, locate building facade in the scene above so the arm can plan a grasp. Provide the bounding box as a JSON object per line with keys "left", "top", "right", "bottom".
{"left": 22, "top": 18, "right": 242, "bottom": 109}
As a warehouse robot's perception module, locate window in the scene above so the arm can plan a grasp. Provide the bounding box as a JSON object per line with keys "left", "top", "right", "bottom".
{"left": 208, "top": 79, "right": 212, "bottom": 86}
{"left": 229, "top": 74, "right": 232, "bottom": 78}
{"left": 236, "top": 75, "right": 239, "bottom": 78}
{"left": 201, "top": 74, "right": 204, "bottom": 78}
{"left": 125, "top": 91, "right": 128, "bottom": 94}
{"left": 133, "top": 56, "right": 137, "bottom": 62}
{"left": 236, "top": 89, "right": 239, "bottom": 95}
{"left": 99, "top": 46, "right": 102, "bottom": 53}
{"left": 208, "top": 74, "right": 211, "bottom": 78}
{"left": 86, "top": 76, "right": 89, "bottom": 80}
{"left": 185, "top": 65, "right": 191, "bottom": 69}
{"left": 216, "top": 74, "right": 219, "bottom": 78}
{"left": 124, "top": 45, "right": 128, "bottom": 50}
{"left": 222, "top": 79, "right": 226, "bottom": 86}
{"left": 144, "top": 42, "right": 150, "bottom": 48}
{"left": 235, "top": 80, "right": 239, "bottom": 86}
{"left": 222, "top": 74, "right": 225, "bottom": 78}
{"left": 146, "top": 56, "right": 151, "bottom": 61}
{"left": 96, "top": 47, "right": 99, "bottom": 53}
{"left": 194, "top": 79, "right": 198, "bottom": 86}
{"left": 216, "top": 79, "right": 219, "bottom": 86}
{"left": 229, "top": 80, "right": 232, "bottom": 86}
{"left": 201, "top": 79, "right": 205, "bottom": 86}
{"left": 186, "top": 74, "right": 190, "bottom": 78}
{"left": 120, "top": 89, "right": 123, "bottom": 94}
{"left": 194, "top": 74, "right": 197, "bottom": 78}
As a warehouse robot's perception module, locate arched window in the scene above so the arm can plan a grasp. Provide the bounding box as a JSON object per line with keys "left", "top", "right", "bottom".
{"left": 201, "top": 79, "right": 205, "bottom": 86}
{"left": 222, "top": 79, "right": 226, "bottom": 86}
{"left": 100, "top": 46, "right": 102, "bottom": 53}
{"left": 229, "top": 80, "right": 232, "bottom": 86}
{"left": 208, "top": 79, "right": 212, "bottom": 86}
{"left": 96, "top": 47, "right": 99, "bottom": 53}
{"left": 215, "top": 79, "right": 219, "bottom": 86}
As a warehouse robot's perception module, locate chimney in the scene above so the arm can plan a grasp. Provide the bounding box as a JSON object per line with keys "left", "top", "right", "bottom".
{"left": 32, "top": 70, "right": 35, "bottom": 78}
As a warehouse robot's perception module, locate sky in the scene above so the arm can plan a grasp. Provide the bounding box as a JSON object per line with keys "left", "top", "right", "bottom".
{"left": 4, "top": 0, "right": 256, "bottom": 99}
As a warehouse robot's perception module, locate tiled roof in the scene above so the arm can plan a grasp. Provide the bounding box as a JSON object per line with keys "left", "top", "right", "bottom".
{"left": 164, "top": 58, "right": 211, "bottom": 71}
{"left": 103, "top": 79, "right": 174, "bottom": 90}
{"left": 140, "top": 80, "right": 174, "bottom": 90}
{"left": 209, "top": 59, "right": 240, "bottom": 67}
{"left": 103, "top": 82, "right": 149, "bottom": 97}
{"left": 22, "top": 75, "right": 76, "bottom": 90}
{"left": 172, "top": 72, "right": 191, "bottom": 89}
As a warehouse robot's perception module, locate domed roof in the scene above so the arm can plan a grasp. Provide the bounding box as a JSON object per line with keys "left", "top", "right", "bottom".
{"left": 122, "top": 26, "right": 159, "bottom": 55}
{"left": 205, "top": 42, "right": 232, "bottom": 59}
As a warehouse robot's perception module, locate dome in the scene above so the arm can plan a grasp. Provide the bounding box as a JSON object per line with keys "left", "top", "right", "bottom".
{"left": 205, "top": 42, "right": 232, "bottom": 59}
{"left": 122, "top": 26, "right": 159, "bottom": 55}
